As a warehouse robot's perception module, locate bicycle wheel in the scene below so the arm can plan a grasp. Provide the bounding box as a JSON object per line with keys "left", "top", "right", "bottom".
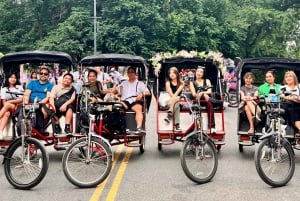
{"left": 180, "top": 136, "right": 218, "bottom": 184}
{"left": 62, "top": 137, "right": 112, "bottom": 188}
{"left": 254, "top": 137, "right": 295, "bottom": 187}
{"left": 4, "top": 137, "right": 49, "bottom": 190}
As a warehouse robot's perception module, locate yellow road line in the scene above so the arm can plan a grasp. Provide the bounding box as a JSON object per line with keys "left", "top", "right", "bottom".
{"left": 89, "top": 145, "right": 124, "bottom": 201}
{"left": 105, "top": 147, "right": 133, "bottom": 201}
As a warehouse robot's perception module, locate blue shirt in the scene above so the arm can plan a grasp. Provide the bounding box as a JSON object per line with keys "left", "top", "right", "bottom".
{"left": 27, "top": 80, "right": 53, "bottom": 103}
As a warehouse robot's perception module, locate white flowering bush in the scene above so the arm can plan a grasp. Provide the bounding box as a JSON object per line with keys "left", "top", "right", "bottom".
{"left": 150, "top": 50, "right": 226, "bottom": 75}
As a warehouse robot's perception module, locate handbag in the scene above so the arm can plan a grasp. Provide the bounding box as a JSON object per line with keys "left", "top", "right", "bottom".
{"left": 158, "top": 91, "right": 170, "bottom": 108}
{"left": 54, "top": 87, "right": 75, "bottom": 109}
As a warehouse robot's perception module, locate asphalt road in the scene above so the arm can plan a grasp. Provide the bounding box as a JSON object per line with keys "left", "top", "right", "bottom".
{"left": 1, "top": 102, "right": 300, "bottom": 201}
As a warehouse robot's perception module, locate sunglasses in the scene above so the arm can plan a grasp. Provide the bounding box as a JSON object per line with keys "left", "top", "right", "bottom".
{"left": 39, "top": 72, "right": 49, "bottom": 76}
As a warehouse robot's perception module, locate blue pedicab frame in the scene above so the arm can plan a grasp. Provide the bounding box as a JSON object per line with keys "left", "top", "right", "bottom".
{"left": 236, "top": 57, "right": 300, "bottom": 152}
{"left": 154, "top": 56, "right": 226, "bottom": 151}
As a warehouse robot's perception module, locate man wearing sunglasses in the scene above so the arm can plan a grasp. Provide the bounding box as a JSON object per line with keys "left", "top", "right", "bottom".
{"left": 23, "top": 66, "right": 54, "bottom": 135}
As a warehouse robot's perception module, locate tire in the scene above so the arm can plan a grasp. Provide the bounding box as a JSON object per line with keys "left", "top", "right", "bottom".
{"left": 62, "top": 137, "right": 112, "bottom": 188}
{"left": 180, "top": 136, "right": 218, "bottom": 184}
{"left": 239, "top": 144, "right": 243, "bottom": 152}
{"left": 254, "top": 137, "right": 295, "bottom": 187}
{"left": 139, "top": 135, "right": 145, "bottom": 154}
{"left": 158, "top": 143, "right": 162, "bottom": 151}
{"left": 4, "top": 137, "right": 49, "bottom": 190}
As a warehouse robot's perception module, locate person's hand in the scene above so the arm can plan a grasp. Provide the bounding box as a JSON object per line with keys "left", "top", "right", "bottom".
{"left": 136, "top": 93, "right": 143, "bottom": 101}
{"left": 59, "top": 104, "right": 67, "bottom": 112}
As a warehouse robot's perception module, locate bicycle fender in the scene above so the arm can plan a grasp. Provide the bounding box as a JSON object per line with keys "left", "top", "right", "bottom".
{"left": 185, "top": 130, "right": 198, "bottom": 139}
{"left": 91, "top": 134, "right": 114, "bottom": 161}
{"left": 259, "top": 132, "right": 275, "bottom": 140}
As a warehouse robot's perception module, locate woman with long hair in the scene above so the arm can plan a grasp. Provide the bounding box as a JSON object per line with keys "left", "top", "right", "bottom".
{"left": 190, "top": 66, "right": 216, "bottom": 133}
{"left": 0, "top": 73, "right": 24, "bottom": 140}
{"left": 281, "top": 71, "right": 300, "bottom": 136}
{"left": 164, "top": 67, "right": 184, "bottom": 131}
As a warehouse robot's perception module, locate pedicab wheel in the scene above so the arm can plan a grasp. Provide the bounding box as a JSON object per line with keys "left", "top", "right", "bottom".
{"left": 62, "top": 137, "right": 112, "bottom": 188}
{"left": 180, "top": 137, "right": 218, "bottom": 184}
{"left": 254, "top": 138, "right": 295, "bottom": 187}
{"left": 158, "top": 143, "right": 162, "bottom": 151}
{"left": 139, "top": 135, "right": 145, "bottom": 154}
{"left": 239, "top": 144, "right": 244, "bottom": 152}
{"left": 216, "top": 145, "right": 221, "bottom": 152}
{"left": 4, "top": 137, "right": 49, "bottom": 190}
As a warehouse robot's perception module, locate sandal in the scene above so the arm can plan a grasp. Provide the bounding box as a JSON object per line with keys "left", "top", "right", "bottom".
{"left": 248, "top": 128, "right": 254, "bottom": 134}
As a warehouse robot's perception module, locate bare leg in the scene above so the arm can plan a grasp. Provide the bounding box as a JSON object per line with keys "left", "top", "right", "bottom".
{"left": 0, "top": 102, "right": 14, "bottom": 119}
{"left": 132, "top": 104, "right": 143, "bottom": 127}
{"left": 65, "top": 108, "right": 73, "bottom": 124}
{"left": 244, "top": 105, "right": 254, "bottom": 131}
{"left": 0, "top": 111, "right": 11, "bottom": 131}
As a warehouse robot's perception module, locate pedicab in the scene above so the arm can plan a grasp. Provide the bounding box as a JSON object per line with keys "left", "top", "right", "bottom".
{"left": 0, "top": 50, "right": 78, "bottom": 189}
{"left": 236, "top": 57, "right": 300, "bottom": 152}
{"left": 76, "top": 53, "right": 151, "bottom": 154}
{"left": 0, "top": 50, "right": 78, "bottom": 150}
{"left": 152, "top": 50, "right": 226, "bottom": 151}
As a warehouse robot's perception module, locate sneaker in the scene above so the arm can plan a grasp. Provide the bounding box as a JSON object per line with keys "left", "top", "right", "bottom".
{"left": 174, "top": 124, "right": 182, "bottom": 132}
{"left": 64, "top": 124, "right": 71, "bottom": 134}
{"left": 164, "top": 113, "right": 172, "bottom": 124}
{"left": 54, "top": 124, "right": 62, "bottom": 134}
{"left": 135, "top": 127, "right": 146, "bottom": 135}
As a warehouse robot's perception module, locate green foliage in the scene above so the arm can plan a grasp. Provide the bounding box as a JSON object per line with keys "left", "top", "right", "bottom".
{"left": 0, "top": 0, "right": 299, "bottom": 61}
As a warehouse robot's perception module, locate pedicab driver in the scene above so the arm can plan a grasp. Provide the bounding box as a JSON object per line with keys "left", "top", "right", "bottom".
{"left": 119, "top": 67, "right": 151, "bottom": 134}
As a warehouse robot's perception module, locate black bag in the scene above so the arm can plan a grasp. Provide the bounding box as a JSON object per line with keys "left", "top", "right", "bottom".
{"left": 54, "top": 87, "right": 75, "bottom": 109}
{"left": 103, "top": 110, "right": 126, "bottom": 134}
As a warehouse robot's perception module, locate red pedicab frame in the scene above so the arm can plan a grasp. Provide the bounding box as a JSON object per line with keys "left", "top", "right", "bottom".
{"left": 0, "top": 50, "right": 76, "bottom": 152}
{"left": 154, "top": 56, "right": 226, "bottom": 151}
{"left": 236, "top": 57, "right": 300, "bottom": 152}
{"left": 79, "top": 53, "right": 152, "bottom": 153}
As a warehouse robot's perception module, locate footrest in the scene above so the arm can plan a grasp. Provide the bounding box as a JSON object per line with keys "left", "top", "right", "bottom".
{"left": 159, "top": 138, "right": 175, "bottom": 145}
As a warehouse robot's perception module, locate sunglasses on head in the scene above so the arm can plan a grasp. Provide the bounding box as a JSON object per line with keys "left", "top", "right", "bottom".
{"left": 39, "top": 72, "right": 49, "bottom": 76}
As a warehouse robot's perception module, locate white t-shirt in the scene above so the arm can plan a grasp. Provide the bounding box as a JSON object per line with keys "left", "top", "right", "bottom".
{"left": 0, "top": 85, "right": 24, "bottom": 100}
{"left": 120, "top": 80, "right": 149, "bottom": 104}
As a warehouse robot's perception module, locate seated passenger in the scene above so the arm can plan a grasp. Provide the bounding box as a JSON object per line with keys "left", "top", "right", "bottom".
{"left": 190, "top": 66, "right": 216, "bottom": 133}
{"left": 0, "top": 73, "right": 24, "bottom": 140}
{"left": 119, "top": 67, "right": 151, "bottom": 133}
{"left": 239, "top": 72, "right": 261, "bottom": 134}
{"left": 164, "top": 67, "right": 184, "bottom": 132}
{"left": 49, "top": 73, "right": 75, "bottom": 135}
{"left": 84, "top": 69, "right": 106, "bottom": 101}
{"left": 23, "top": 66, "right": 54, "bottom": 135}
{"left": 258, "top": 70, "right": 281, "bottom": 102}
{"left": 281, "top": 71, "right": 300, "bottom": 136}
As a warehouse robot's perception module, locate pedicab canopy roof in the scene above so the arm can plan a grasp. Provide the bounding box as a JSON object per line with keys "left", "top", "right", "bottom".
{"left": 80, "top": 53, "right": 146, "bottom": 67}
{"left": 79, "top": 53, "right": 148, "bottom": 80}
{"left": 0, "top": 50, "right": 73, "bottom": 67}
{"left": 150, "top": 50, "right": 225, "bottom": 93}
{"left": 236, "top": 57, "right": 300, "bottom": 86}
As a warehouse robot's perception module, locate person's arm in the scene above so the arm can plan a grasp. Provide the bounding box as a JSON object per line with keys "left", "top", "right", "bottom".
{"left": 39, "top": 91, "right": 51, "bottom": 104}
{"left": 190, "top": 81, "right": 196, "bottom": 97}
{"left": 24, "top": 89, "right": 31, "bottom": 104}
{"left": 165, "top": 81, "right": 173, "bottom": 97}
{"left": 172, "top": 82, "right": 184, "bottom": 98}
{"left": 203, "top": 79, "right": 212, "bottom": 95}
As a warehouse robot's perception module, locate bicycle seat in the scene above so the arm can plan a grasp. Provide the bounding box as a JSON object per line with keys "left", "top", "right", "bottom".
{"left": 90, "top": 104, "right": 110, "bottom": 114}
